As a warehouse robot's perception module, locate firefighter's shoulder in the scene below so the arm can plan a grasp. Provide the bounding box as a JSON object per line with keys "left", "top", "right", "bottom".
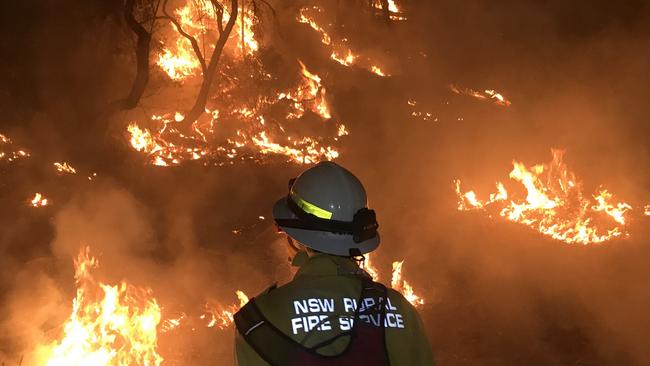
{"left": 256, "top": 283, "right": 277, "bottom": 297}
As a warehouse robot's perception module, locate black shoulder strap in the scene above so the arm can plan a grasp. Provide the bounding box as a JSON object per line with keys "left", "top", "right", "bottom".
{"left": 235, "top": 298, "right": 303, "bottom": 366}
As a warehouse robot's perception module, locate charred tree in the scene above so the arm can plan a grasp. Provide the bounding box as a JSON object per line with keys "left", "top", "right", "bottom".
{"left": 181, "top": 0, "right": 239, "bottom": 127}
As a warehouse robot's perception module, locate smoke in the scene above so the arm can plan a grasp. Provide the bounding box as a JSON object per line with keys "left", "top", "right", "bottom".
{"left": 1, "top": 0, "right": 650, "bottom": 365}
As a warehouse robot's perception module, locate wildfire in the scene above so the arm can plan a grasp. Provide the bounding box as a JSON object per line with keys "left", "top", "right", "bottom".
{"left": 156, "top": 0, "right": 259, "bottom": 82}
{"left": 645, "top": 205, "right": 650, "bottom": 216}
{"left": 362, "top": 254, "right": 380, "bottom": 282}
{"left": 298, "top": 6, "right": 392, "bottom": 76}
{"left": 202, "top": 290, "right": 250, "bottom": 329}
{"left": 371, "top": 0, "right": 407, "bottom": 20}
{"left": 391, "top": 261, "right": 424, "bottom": 307}
{"left": 450, "top": 84, "right": 511, "bottom": 107}
{"left": 455, "top": 150, "right": 636, "bottom": 244}
{"left": 127, "top": 0, "right": 348, "bottom": 166}
{"left": 331, "top": 49, "right": 356, "bottom": 67}
{"left": 0, "top": 133, "right": 30, "bottom": 163}
{"left": 362, "top": 254, "right": 424, "bottom": 307}
{"left": 30, "top": 193, "right": 49, "bottom": 207}
{"left": 40, "top": 247, "right": 163, "bottom": 366}
{"left": 54, "top": 162, "right": 77, "bottom": 174}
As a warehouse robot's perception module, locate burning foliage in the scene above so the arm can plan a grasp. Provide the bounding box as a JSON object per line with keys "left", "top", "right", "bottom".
{"left": 126, "top": 0, "right": 349, "bottom": 166}
{"left": 30, "top": 193, "right": 49, "bottom": 208}
{"left": 0, "top": 133, "right": 30, "bottom": 163}
{"left": 450, "top": 84, "right": 512, "bottom": 107}
{"left": 454, "top": 149, "right": 641, "bottom": 244}
{"left": 297, "top": 5, "right": 392, "bottom": 76}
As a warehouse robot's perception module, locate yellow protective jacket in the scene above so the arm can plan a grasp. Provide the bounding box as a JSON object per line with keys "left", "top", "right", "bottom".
{"left": 234, "top": 254, "right": 436, "bottom": 366}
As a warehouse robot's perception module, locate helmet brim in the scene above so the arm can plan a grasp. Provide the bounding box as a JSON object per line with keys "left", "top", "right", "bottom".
{"left": 273, "top": 198, "right": 380, "bottom": 256}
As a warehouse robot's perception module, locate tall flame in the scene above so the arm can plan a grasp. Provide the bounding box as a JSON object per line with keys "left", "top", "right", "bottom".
{"left": 455, "top": 150, "right": 635, "bottom": 244}
{"left": 391, "top": 261, "right": 425, "bottom": 307}
{"left": 41, "top": 247, "right": 163, "bottom": 366}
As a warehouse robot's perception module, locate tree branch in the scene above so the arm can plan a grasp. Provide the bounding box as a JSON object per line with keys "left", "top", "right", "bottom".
{"left": 181, "top": 0, "right": 238, "bottom": 126}
{"left": 162, "top": 0, "right": 207, "bottom": 72}
{"left": 118, "top": 0, "right": 153, "bottom": 110}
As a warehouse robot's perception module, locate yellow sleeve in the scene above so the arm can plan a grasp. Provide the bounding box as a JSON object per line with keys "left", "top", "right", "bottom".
{"left": 234, "top": 329, "right": 270, "bottom": 366}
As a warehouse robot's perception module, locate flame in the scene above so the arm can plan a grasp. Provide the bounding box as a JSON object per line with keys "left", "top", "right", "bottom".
{"left": 203, "top": 290, "right": 250, "bottom": 329}
{"left": 129, "top": 1, "right": 346, "bottom": 166}
{"left": 363, "top": 255, "right": 424, "bottom": 307}
{"left": 156, "top": 0, "right": 260, "bottom": 81}
{"left": 391, "top": 261, "right": 424, "bottom": 307}
{"left": 30, "top": 193, "right": 49, "bottom": 207}
{"left": 645, "top": 205, "right": 650, "bottom": 216}
{"left": 54, "top": 162, "right": 77, "bottom": 174}
{"left": 371, "top": 0, "right": 407, "bottom": 20}
{"left": 0, "top": 133, "right": 30, "bottom": 163}
{"left": 362, "top": 254, "right": 380, "bottom": 282}
{"left": 298, "top": 6, "right": 331, "bottom": 45}
{"left": 41, "top": 247, "right": 163, "bottom": 366}
{"left": 370, "top": 65, "right": 388, "bottom": 77}
{"left": 455, "top": 150, "right": 635, "bottom": 244}
{"left": 331, "top": 49, "right": 356, "bottom": 66}
{"left": 450, "top": 84, "right": 511, "bottom": 107}
{"left": 298, "top": 6, "right": 392, "bottom": 75}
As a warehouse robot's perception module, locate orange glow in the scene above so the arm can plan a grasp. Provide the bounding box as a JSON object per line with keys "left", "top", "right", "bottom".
{"left": 40, "top": 247, "right": 163, "bottom": 366}
{"left": 0, "top": 133, "right": 30, "bottom": 163}
{"left": 30, "top": 193, "right": 49, "bottom": 207}
{"left": 331, "top": 49, "right": 356, "bottom": 66}
{"left": 391, "top": 261, "right": 424, "bottom": 307}
{"left": 54, "top": 162, "right": 77, "bottom": 174}
{"left": 450, "top": 84, "right": 511, "bottom": 107}
{"left": 362, "top": 254, "right": 380, "bottom": 282}
{"left": 203, "top": 290, "right": 250, "bottom": 329}
{"left": 363, "top": 254, "right": 425, "bottom": 307}
{"left": 455, "top": 150, "right": 634, "bottom": 244}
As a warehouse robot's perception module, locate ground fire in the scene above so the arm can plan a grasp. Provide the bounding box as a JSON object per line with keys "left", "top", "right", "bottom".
{"left": 454, "top": 149, "right": 642, "bottom": 244}
{"left": 37, "top": 247, "right": 163, "bottom": 366}
{"left": 125, "top": 0, "right": 353, "bottom": 166}
{"left": 3, "top": 0, "right": 650, "bottom": 365}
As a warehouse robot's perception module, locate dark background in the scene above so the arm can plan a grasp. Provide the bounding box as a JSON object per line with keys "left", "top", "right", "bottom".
{"left": 1, "top": 0, "right": 649, "bottom": 365}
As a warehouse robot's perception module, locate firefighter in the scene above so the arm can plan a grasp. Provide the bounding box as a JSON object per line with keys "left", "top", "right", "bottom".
{"left": 234, "top": 161, "right": 435, "bottom": 366}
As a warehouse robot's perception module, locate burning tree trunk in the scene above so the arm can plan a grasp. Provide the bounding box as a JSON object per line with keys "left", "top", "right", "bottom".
{"left": 181, "top": 0, "right": 239, "bottom": 127}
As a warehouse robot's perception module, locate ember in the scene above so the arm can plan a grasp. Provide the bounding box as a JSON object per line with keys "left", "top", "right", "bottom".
{"left": 455, "top": 150, "right": 636, "bottom": 244}
{"left": 0, "top": 133, "right": 30, "bottom": 163}
{"left": 450, "top": 84, "right": 512, "bottom": 106}
{"left": 30, "top": 193, "right": 49, "bottom": 207}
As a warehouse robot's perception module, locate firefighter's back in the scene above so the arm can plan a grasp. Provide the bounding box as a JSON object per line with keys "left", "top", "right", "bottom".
{"left": 234, "top": 254, "right": 436, "bottom": 366}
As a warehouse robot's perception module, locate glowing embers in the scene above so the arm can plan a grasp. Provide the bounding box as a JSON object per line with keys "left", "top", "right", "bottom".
{"left": 370, "top": 0, "right": 407, "bottom": 20}
{"left": 450, "top": 84, "right": 511, "bottom": 107}
{"left": 127, "top": 60, "right": 346, "bottom": 166}
{"left": 41, "top": 247, "right": 163, "bottom": 366}
{"left": 455, "top": 150, "right": 635, "bottom": 244}
{"left": 362, "top": 255, "right": 425, "bottom": 308}
{"left": 297, "top": 6, "right": 391, "bottom": 76}
{"left": 54, "top": 162, "right": 77, "bottom": 175}
{"left": 30, "top": 193, "right": 49, "bottom": 208}
{"left": 0, "top": 133, "right": 30, "bottom": 163}
{"left": 160, "top": 290, "right": 250, "bottom": 332}
{"left": 202, "top": 290, "right": 250, "bottom": 329}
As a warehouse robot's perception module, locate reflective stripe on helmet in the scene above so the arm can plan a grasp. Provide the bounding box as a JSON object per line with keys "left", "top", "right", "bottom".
{"left": 290, "top": 192, "right": 333, "bottom": 219}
